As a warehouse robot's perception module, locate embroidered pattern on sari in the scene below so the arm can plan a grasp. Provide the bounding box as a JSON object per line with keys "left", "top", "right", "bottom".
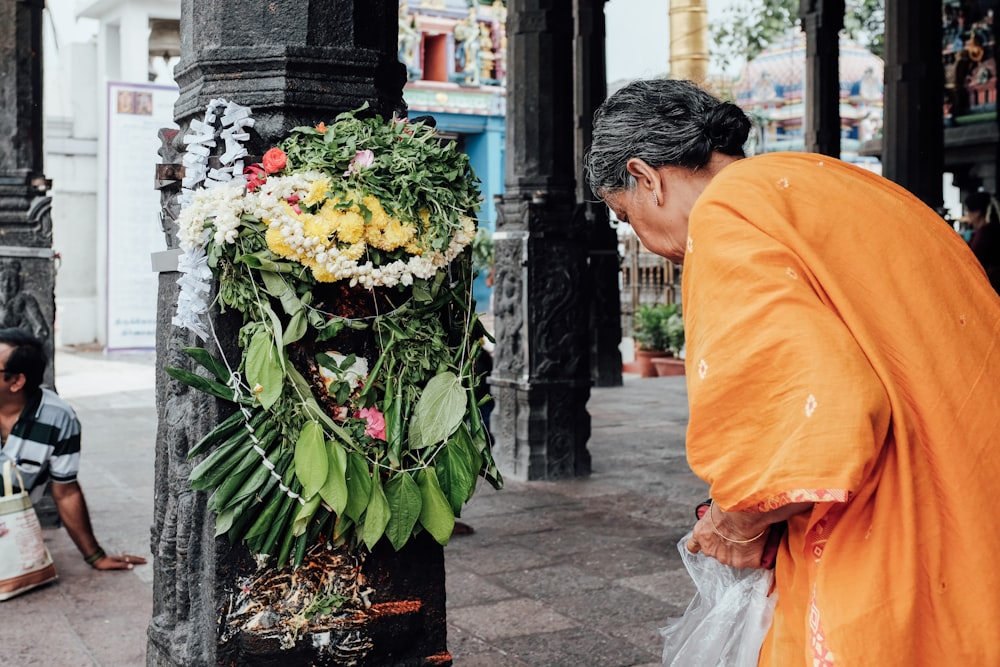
{"left": 754, "top": 489, "right": 850, "bottom": 513}
{"left": 810, "top": 590, "right": 836, "bottom": 667}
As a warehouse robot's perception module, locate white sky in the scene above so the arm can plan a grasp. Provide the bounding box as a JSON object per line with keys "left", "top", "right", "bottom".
{"left": 604, "top": 0, "right": 740, "bottom": 83}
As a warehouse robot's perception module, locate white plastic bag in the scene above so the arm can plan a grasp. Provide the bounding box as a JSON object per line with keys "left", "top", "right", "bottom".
{"left": 0, "top": 461, "right": 58, "bottom": 601}
{"left": 660, "top": 532, "right": 776, "bottom": 667}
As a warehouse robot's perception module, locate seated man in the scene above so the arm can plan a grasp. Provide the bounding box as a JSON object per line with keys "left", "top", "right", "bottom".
{"left": 0, "top": 328, "right": 145, "bottom": 570}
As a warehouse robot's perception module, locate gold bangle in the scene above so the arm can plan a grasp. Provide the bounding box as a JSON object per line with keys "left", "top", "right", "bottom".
{"left": 708, "top": 501, "right": 767, "bottom": 544}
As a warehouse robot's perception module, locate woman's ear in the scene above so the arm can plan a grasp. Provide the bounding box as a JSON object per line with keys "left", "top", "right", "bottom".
{"left": 626, "top": 158, "right": 664, "bottom": 204}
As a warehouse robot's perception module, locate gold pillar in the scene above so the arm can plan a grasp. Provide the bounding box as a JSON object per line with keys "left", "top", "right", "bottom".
{"left": 669, "top": 0, "right": 708, "bottom": 83}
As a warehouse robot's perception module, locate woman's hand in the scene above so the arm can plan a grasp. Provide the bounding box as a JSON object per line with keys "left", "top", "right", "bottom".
{"left": 686, "top": 500, "right": 813, "bottom": 569}
{"left": 686, "top": 502, "right": 769, "bottom": 568}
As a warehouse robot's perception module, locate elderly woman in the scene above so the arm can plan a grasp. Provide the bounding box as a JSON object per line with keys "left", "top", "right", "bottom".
{"left": 585, "top": 78, "right": 1000, "bottom": 665}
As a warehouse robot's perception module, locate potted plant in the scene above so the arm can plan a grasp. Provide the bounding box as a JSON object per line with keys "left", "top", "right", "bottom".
{"left": 651, "top": 308, "right": 686, "bottom": 376}
{"left": 632, "top": 302, "right": 678, "bottom": 377}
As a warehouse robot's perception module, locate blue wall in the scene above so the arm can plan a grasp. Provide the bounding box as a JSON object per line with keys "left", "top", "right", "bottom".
{"left": 421, "top": 111, "right": 505, "bottom": 312}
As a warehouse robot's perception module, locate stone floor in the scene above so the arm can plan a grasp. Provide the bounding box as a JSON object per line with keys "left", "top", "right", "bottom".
{"left": 1, "top": 347, "right": 706, "bottom": 666}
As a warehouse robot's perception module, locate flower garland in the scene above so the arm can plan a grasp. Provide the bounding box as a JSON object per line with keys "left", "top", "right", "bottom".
{"left": 167, "top": 102, "right": 500, "bottom": 568}
{"left": 176, "top": 171, "right": 476, "bottom": 290}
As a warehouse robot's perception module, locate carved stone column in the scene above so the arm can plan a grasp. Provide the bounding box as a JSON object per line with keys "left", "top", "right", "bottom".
{"left": 492, "top": 0, "right": 592, "bottom": 481}
{"left": 799, "top": 0, "right": 844, "bottom": 157}
{"left": 883, "top": 0, "right": 944, "bottom": 210}
{"left": 575, "top": 0, "right": 621, "bottom": 388}
{"left": 0, "top": 0, "right": 56, "bottom": 375}
{"left": 148, "top": 2, "right": 451, "bottom": 666}
{"left": 0, "top": 0, "right": 57, "bottom": 528}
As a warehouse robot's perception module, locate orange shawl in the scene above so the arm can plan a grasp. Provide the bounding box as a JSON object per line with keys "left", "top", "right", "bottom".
{"left": 683, "top": 153, "right": 1000, "bottom": 666}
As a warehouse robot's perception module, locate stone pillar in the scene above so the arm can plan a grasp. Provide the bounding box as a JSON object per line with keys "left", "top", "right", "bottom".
{"left": 883, "top": 0, "right": 944, "bottom": 210}
{"left": 492, "top": 0, "right": 592, "bottom": 481}
{"left": 799, "top": 0, "right": 844, "bottom": 157}
{"left": 575, "top": 0, "right": 621, "bottom": 388}
{"left": 0, "top": 0, "right": 56, "bottom": 373}
{"left": 147, "top": 2, "right": 449, "bottom": 665}
{"left": 0, "top": 0, "right": 57, "bottom": 528}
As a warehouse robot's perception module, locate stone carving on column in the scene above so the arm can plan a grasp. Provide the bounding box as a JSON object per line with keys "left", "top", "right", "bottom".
{"left": 492, "top": 190, "right": 591, "bottom": 480}
{"left": 0, "top": 258, "right": 50, "bottom": 341}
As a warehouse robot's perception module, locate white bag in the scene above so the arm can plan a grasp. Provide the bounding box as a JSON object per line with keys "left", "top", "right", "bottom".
{"left": 0, "top": 461, "right": 58, "bottom": 601}
{"left": 660, "top": 532, "right": 776, "bottom": 667}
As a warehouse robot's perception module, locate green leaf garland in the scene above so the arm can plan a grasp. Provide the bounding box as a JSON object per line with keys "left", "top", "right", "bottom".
{"left": 167, "top": 106, "right": 502, "bottom": 568}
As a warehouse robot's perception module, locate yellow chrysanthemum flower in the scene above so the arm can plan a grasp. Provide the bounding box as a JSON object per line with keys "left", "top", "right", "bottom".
{"left": 336, "top": 209, "right": 366, "bottom": 245}
{"left": 304, "top": 206, "right": 337, "bottom": 242}
{"left": 303, "top": 177, "right": 331, "bottom": 207}
{"left": 384, "top": 218, "right": 416, "bottom": 251}
{"left": 311, "top": 263, "right": 337, "bottom": 282}
{"left": 265, "top": 225, "right": 296, "bottom": 259}
{"left": 341, "top": 242, "right": 366, "bottom": 262}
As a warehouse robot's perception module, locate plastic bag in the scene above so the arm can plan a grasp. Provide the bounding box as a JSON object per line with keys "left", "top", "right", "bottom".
{"left": 0, "top": 461, "right": 58, "bottom": 601}
{"left": 660, "top": 532, "right": 776, "bottom": 667}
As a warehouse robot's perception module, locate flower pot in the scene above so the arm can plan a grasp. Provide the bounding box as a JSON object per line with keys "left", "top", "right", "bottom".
{"left": 651, "top": 355, "right": 685, "bottom": 377}
{"left": 634, "top": 349, "right": 670, "bottom": 378}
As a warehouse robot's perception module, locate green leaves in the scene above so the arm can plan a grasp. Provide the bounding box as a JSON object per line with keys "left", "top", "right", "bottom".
{"left": 344, "top": 452, "right": 372, "bottom": 521}
{"left": 279, "top": 109, "right": 481, "bottom": 250}
{"left": 409, "top": 371, "right": 466, "bottom": 449}
{"left": 174, "top": 107, "right": 505, "bottom": 561}
{"left": 293, "top": 421, "right": 347, "bottom": 517}
{"left": 294, "top": 420, "right": 328, "bottom": 499}
{"left": 436, "top": 430, "right": 478, "bottom": 515}
{"left": 245, "top": 328, "right": 284, "bottom": 409}
{"left": 418, "top": 468, "right": 454, "bottom": 546}
{"left": 318, "top": 439, "right": 348, "bottom": 515}
{"left": 362, "top": 473, "right": 390, "bottom": 551}
{"left": 384, "top": 473, "right": 421, "bottom": 551}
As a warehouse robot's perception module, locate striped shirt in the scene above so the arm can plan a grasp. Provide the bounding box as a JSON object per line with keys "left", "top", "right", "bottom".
{"left": 0, "top": 388, "right": 81, "bottom": 494}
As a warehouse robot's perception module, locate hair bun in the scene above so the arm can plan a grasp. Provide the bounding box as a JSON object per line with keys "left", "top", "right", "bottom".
{"left": 704, "top": 103, "right": 751, "bottom": 156}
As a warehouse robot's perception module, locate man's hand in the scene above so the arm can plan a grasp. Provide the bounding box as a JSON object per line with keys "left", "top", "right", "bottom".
{"left": 92, "top": 553, "right": 147, "bottom": 570}
{"left": 51, "top": 481, "right": 147, "bottom": 571}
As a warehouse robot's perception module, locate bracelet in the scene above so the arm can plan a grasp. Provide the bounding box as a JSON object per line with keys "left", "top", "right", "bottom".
{"left": 84, "top": 547, "right": 106, "bottom": 566}
{"left": 708, "top": 501, "right": 767, "bottom": 544}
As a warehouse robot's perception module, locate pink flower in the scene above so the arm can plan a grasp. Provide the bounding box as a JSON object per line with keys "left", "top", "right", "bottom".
{"left": 344, "top": 149, "right": 375, "bottom": 176}
{"left": 244, "top": 164, "right": 267, "bottom": 191}
{"left": 356, "top": 406, "right": 386, "bottom": 441}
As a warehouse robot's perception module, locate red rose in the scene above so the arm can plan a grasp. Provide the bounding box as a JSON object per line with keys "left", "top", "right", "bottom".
{"left": 262, "top": 147, "right": 287, "bottom": 174}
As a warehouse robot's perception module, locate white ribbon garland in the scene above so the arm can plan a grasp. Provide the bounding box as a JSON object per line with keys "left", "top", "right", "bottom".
{"left": 173, "top": 99, "right": 255, "bottom": 339}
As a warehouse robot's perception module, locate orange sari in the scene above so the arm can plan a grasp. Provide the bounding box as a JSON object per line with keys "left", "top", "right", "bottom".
{"left": 683, "top": 153, "right": 1000, "bottom": 666}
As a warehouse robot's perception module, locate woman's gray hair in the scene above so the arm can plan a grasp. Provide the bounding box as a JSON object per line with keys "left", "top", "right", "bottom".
{"left": 584, "top": 79, "right": 751, "bottom": 198}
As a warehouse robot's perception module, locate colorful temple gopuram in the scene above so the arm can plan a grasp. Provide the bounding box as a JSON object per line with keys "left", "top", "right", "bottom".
{"left": 733, "top": 30, "right": 885, "bottom": 169}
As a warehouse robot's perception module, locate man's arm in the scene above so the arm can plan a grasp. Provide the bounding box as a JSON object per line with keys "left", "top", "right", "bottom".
{"left": 49, "top": 480, "right": 146, "bottom": 570}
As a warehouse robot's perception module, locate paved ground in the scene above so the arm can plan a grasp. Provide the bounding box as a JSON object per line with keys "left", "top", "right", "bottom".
{"left": 2, "top": 347, "right": 707, "bottom": 667}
